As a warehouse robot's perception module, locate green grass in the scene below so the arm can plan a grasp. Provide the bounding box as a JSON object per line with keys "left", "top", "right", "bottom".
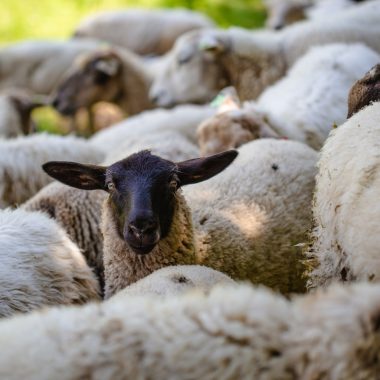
{"left": 1, "top": 0, "right": 266, "bottom": 45}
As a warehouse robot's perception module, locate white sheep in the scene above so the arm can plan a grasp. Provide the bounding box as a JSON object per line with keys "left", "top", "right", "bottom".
{"left": 0, "top": 282, "right": 379, "bottom": 379}
{"left": 197, "top": 43, "right": 380, "bottom": 153}
{"left": 0, "top": 133, "right": 103, "bottom": 208}
{"left": 0, "top": 91, "right": 46, "bottom": 138}
{"left": 52, "top": 47, "right": 155, "bottom": 119}
{"left": 150, "top": 1, "right": 380, "bottom": 107}
{"left": 112, "top": 265, "right": 235, "bottom": 299}
{"left": 44, "top": 138, "right": 317, "bottom": 298}
{"left": 0, "top": 208, "right": 100, "bottom": 318}
{"left": 0, "top": 39, "right": 101, "bottom": 95}
{"left": 73, "top": 8, "right": 215, "bottom": 56}
{"left": 307, "top": 101, "right": 380, "bottom": 288}
{"left": 90, "top": 104, "right": 215, "bottom": 152}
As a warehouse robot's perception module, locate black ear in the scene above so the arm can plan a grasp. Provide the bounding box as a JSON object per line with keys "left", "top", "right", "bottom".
{"left": 176, "top": 150, "right": 238, "bottom": 186}
{"left": 42, "top": 161, "right": 106, "bottom": 190}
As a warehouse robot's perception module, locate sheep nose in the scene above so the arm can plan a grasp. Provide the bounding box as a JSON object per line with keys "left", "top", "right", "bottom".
{"left": 128, "top": 219, "right": 158, "bottom": 239}
{"left": 274, "top": 24, "right": 283, "bottom": 31}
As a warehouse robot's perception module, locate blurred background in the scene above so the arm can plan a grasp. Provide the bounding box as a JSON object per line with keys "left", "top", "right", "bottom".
{"left": 1, "top": 0, "right": 266, "bottom": 45}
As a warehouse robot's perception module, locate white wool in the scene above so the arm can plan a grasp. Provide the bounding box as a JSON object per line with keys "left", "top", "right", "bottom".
{"left": 0, "top": 208, "right": 100, "bottom": 317}
{"left": 0, "top": 133, "right": 104, "bottom": 207}
{"left": 0, "top": 282, "right": 379, "bottom": 379}
{"left": 308, "top": 102, "right": 380, "bottom": 288}
{"left": 254, "top": 43, "right": 380, "bottom": 149}
{"left": 0, "top": 39, "right": 101, "bottom": 94}
{"left": 111, "top": 265, "right": 235, "bottom": 299}
{"left": 74, "top": 8, "right": 215, "bottom": 56}
{"left": 90, "top": 104, "right": 215, "bottom": 152}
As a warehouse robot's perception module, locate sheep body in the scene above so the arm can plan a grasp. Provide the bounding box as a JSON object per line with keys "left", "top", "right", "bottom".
{"left": 0, "top": 282, "right": 379, "bottom": 379}
{"left": 22, "top": 182, "right": 107, "bottom": 288}
{"left": 90, "top": 104, "right": 215, "bottom": 152}
{"left": 0, "top": 208, "right": 100, "bottom": 317}
{"left": 0, "top": 39, "right": 101, "bottom": 94}
{"left": 74, "top": 8, "right": 215, "bottom": 56}
{"left": 307, "top": 102, "right": 380, "bottom": 288}
{"left": 0, "top": 133, "right": 103, "bottom": 207}
{"left": 111, "top": 265, "right": 235, "bottom": 299}
{"left": 198, "top": 43, "right": 380, "bottom": 153}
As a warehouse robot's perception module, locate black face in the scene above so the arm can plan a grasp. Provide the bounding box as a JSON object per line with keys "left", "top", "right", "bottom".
{"left": 42, "top": 149, "right": 238, "bottom": 255}
{"left": 105, "top": 152, "right": 178, "bottom": 254}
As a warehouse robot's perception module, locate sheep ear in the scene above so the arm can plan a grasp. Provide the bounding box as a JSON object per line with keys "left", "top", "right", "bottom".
{"left": 42, "top": 161, "right": 107, "bottom": 190}
{"left": 198, "top": 35, "right": 225, "bottom": 54}
{"left": 176, "top": 150, "right": 238, "bottom": 186}
{"left": 94, "top": 57, "right": 120, "bottom": 76}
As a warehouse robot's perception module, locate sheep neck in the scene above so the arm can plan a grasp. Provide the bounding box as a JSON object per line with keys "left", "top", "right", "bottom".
{"left": 102, "top": 190, "right": 196, "bottom": 299}
{"left": 116, "top": 51, "right": 154, "bottom": 116}
{"left": 219, "top": 48, "right": 287, "bottom": 101}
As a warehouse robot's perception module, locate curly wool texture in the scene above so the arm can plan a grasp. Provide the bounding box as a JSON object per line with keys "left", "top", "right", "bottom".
{"left": 307, "top": 102, "right": 380, "bottom": 288}
{"left": 0, "top": 282, "right": 379, "bottom": 379}
{"left": 74, "top": 8, "right": 215, "bottom": 56}
{"left": 22, "top": 182, "right": 107, "bottom": 287}
{"left": 0, "top": 133, "right": 104, "bottom": 208}
{"left": 0, "top": 209, "right": 100, "bottom": 318}
{"left": 0, "top": 39, "right": 101, "bottom": 95}
{"left": 111, "top": 265, "right": 235, "bottom": 299}
{"left": 185, "top": 139, "right": 318, "bottom": 294}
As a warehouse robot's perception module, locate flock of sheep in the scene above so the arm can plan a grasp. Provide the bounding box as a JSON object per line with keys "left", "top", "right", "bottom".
{"left": 1, "top": 0, "right": 380, "bottom": 378}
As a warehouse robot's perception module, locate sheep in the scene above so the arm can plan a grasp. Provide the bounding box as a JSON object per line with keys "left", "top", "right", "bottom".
{"left": 23, "top": 128, "right": 199, "bottom": 291}
{"left": 44, "top": 138, "right": 317, "bottom": 298}
{"left": 0, "top": 90, "right": 46, "bottom": 138}
{"left": 0, "top": 133, "right": 103, "bottom": 208}
{"left": 111, "top": 265, "right": 235, "bottom": 299}
{"left": 0, "top": 39, "right": 101, "bottom": 95}
{"left": 73, "top": 8, "right": 215, "bottom": 56}
{"left": 306, "top": 94, "right": 380, "bottom": 287}
{"left": 0, "top": 282, "right": 379, "bottom": 379}
{"left": 264, "top": 0, "right": 366, "bottom": 30}
{"left": 197, "top": 43, "right": 380, "bottom": 154}
{"left": 0, "top": 208, "right": 100, "bottom": 318}
{"left": 52, "top": 47, "right": 154, "bottom": 121}
{"left": 150, "top": 1, "right": 380, "bottom": 107}
{"left": 348, "top": 63, "right": 380, "bottom": 118}
{"left": 89, "top": 104, "right": 215, "bottom": 152}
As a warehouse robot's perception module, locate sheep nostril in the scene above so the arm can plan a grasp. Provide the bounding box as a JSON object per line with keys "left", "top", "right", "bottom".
{"left": 274, "top": 24, "right": 283, "bottom": 31}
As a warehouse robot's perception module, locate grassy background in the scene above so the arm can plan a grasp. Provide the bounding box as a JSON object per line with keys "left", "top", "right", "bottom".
{"left": 1, "top": 0, "right": 266, "bottom": 45}
{"left": 2, "top": 0, "right": 266, "bottom": 134}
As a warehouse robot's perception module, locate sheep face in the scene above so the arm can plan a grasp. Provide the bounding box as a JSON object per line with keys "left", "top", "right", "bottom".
{"left": 264, "top": 0, "right": 308, "bottom": 30}
{"left": 348, "top": 63, "right": 380, "bottom": 118}
{"left": 43, "top": 149, "right": 238, "bottom": 255}
{"left": 52, "top": 50, "right": 122, "bottom": 116}
{"left": 149, "top": 30, "right": 230, "bottom": 108}
{"left": 197, "top": 110, "right": 280, "bottom": 155}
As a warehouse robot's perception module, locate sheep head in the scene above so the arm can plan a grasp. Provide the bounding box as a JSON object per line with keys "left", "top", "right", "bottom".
{"left": 52, "top": 49, "right": 123, "bottom": 116}
{"left": 43, "top": 150, "right": 238, "bottom": 255}
{"left": 197, "top": 109, "right": 279, "bottom": 155}
{"left": 347, "top": 63, "right": 380, "bottom": 118}
{"left": 149, "top": 30, "right": 231, "bottom": 108}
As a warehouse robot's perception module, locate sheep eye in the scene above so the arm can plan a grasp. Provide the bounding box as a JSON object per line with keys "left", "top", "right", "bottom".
{"left": 107, "top": 182, "right": 115, "bottom": 191}
{"left": 169, "top": 179, "right": 178, "bottom": 191}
